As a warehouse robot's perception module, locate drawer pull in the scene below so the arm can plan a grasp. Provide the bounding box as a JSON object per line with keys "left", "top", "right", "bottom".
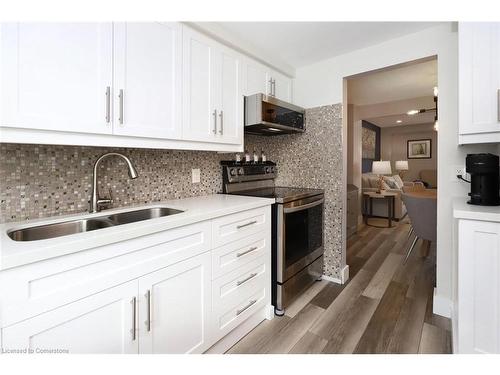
{"left": 236, "top": 272, "right": 258, "bottom": 286}
{"left": 237, "top": 246, "right": 258, "bottom": 258}
{"left": 145, "top": 289, "right": 151, "bottom": 332}
{"left": 237, "top": 220, "right": 257, "bottom": 229}
{"left": 131, "top": 297, "right": 137, "bottom": 341}
{"left": 236, "top": 299, "right": 257, "bottom": 316}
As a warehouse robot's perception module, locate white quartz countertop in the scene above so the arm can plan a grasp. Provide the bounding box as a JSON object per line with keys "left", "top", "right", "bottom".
{"left": 0, "top": 194, "right": 274, "bottom": 271}
{"left": 453, "top": 197, "right": 500, "bottom": 222}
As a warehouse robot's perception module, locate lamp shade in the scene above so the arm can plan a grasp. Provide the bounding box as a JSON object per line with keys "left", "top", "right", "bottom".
{"left": 372, "top": 161, "right": 392, "bottom": 175}
{"left": 395, "top": 160, "right": 409, "bottom": 171}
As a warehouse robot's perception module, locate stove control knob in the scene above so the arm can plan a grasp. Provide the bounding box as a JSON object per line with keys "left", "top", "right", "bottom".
{"left": 229, "top": 168, "right": 237, "bottom": 176}
{"left": 238, "top": 168, "right": 244, "bottom": 175}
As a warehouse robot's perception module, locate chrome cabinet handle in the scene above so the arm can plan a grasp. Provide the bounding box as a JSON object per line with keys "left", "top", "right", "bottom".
{"left": 219, "top": 110, "right": 224, "bottom": 135}
{"left": 237, "top": 299, "right": 257, "bottom": 316}
{"left": 498, "top": 89, "right": 500, "bottom": 122}
{"left": 131, "top": 297, "right": 137, "bottom": 341}
{"left": 118, "top": 89, "right": 124, "bottom": 125}
{"left": 145, "top": 290, "right": 151, "bottom": 332}
{"left": 268, "top": 78, "right": 273, "bottom": 96}
{"left": 237, "top": 246, "right": 258, "bottom": 258}
{"left": 237, "top": 220, "right": 257, "bottom": 229}
{"left": 105, "top": 86, "right": 111, "bottom": 123}
{"left": 213, "top": 109, "right": 217, "bottom": 134}
{"left": 236, "top": 272, "right": 258, "bottom": 286}
{"left": 272, "top": 79, "right": 276, "bottom": 97}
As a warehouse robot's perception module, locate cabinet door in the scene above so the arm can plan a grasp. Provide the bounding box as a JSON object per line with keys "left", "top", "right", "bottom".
{"left": 272, "top": 70, "right": 293, "bottom": 102}
{"left": 458, "top": 219, "right": 500, "bottom": 354}
{"left": 138, "top": 252, "right": 212, "bottom": 354}
{"left": 244, "top": 60, "right": 271, "bottom": 96}
{"left": 459, "top": 22, "right": 500, "bottom": 137}
{"left": 113, "top": 22, "right": 182, "bottom": 139}
{"left": 1, "top": 281, "right": 138, "bottom": 354}
{"left": 182, "top": 27, "right": 218, "bottom": 142}
{"left": 215, "top": 47, "right": 243, "bottom": 144}
{"left": 0, "top": 23, "right": 113, "bottom": 134}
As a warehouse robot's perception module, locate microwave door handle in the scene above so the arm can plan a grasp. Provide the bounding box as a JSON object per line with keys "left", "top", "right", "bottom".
{"left": 283, "top": 198, "right": 324, "bottom": 214}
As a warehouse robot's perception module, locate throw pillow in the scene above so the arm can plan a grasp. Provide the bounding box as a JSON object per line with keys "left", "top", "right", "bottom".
{"left": 392, "top": 174, "right": 404, "bottom": 189}
{"left": 383, "top": 176, "right": 398, "bottom": 189}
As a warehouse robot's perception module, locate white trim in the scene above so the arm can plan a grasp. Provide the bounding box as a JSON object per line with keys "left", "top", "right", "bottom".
{"left": 433, "top": 287, "right": 452, "bottom": 318}
{"left": 322, "top": 265, "right": 350, "bottom": 285}
{"left": 0, "top": 127, "right": 243, "bottom": 153}
{"left": 204, "top": 306, "right": 268, "bottom": 354}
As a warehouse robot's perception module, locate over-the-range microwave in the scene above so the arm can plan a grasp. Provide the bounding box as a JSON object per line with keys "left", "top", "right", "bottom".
{"left": 244, "top": 93, "right": 305, "bottom": 136}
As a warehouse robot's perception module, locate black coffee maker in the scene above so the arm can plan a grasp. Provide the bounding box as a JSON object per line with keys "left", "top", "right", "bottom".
{"left": 465, "top": 153, "right": 500, "bottom": 206}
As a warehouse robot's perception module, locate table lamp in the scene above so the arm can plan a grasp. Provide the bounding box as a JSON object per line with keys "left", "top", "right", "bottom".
{"left": 395, "top": 160, "right": 409, "bottom": 178}
{"left": 372, "top": 160, "right": 392, "bottom": 193}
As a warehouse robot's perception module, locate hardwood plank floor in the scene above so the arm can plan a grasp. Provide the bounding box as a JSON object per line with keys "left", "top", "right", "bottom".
{"left": 225, "top": 219, "right": 452, "bottom": 354}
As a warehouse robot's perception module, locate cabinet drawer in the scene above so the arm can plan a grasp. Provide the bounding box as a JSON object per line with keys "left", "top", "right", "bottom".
{"left": 211, "top": 206, "right": 270, "bottom": 248}
{"left": 211, "top": 257, "right": 268, "bottom": 339}
{"left": 211, "top": 232, "right": 267, "bottom": 279}
{"left": 212, "top": 256, "right": 268, "bottom": 313}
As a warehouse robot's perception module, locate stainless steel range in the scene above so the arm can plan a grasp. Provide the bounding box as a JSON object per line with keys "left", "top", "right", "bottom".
{"left": 221, "top": 161, "right": 324, "bottom": 316}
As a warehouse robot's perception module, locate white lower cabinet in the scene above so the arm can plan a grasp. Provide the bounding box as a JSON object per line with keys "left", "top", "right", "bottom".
{"left": 457, "top": 219, "right": 500, "bottom": 353}
{"left": 0, "top": 205, "right": 272, "bottom": 354}
{"left": 138, "top": 252, "right": 212, "bottom": 354}
{"left": 1, "top": 281, "right": 138, "bottom": 354}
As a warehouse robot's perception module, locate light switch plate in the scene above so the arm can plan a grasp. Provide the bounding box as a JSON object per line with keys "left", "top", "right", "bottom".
{"left": 192, "top": 168, "right": 201, "bottom": 184}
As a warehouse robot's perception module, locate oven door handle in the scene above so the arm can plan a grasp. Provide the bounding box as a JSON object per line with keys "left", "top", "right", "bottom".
{"left": 283, "top": 198, "right": 324, "bottom": 213}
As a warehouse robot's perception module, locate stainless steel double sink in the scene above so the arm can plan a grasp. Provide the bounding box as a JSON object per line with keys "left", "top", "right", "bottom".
{"left": 7, "top": 207, "right": 184, "bottom": 242}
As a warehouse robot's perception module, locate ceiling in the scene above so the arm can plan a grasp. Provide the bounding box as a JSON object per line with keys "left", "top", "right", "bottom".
{"left": 365, "top": 111, "right": 436, "bottom": 128}
{"left": 347, "top": 59, "right": 438, "bottom": 106}
{"left": 214, "top": 22, "right": 441, "bottom": 68}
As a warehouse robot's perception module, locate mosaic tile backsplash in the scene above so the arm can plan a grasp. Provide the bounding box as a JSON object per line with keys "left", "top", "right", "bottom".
{"left": 0, "top": 103, "right": 343, "bottom": 278}
{"left": 246, "top": 104, "right": 344, "bottom": 279}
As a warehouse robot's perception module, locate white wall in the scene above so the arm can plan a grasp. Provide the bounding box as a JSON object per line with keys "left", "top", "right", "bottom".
{"left": 294, "top": 23, "right": 497, "bottom": 319}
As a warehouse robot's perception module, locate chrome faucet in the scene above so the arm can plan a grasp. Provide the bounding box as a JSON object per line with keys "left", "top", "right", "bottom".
{"left": 90, "top": 152, "right": 139, "bottom": 213}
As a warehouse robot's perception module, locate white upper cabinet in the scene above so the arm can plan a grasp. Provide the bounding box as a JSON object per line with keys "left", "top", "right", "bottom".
{"left": 459, "top": 22, "right": 500, "bottom": 144}
{"left": 243, "top": 60, "right": 271, "bottom": 96}
{"left": 0, "top": 23, "right": 113, "bottom": 134}
{"left": 182, "top": 27, "right": 243, "bottom": 145}
{"left": 243, "top": 59, "right": 293, "bottom": 102}
{"left": 215, "top": 46, "right": 243, "bottom": 144}
{"left": 182, "top": 28, "right": 218, "bottom": 142}
{"left": 272, "top": 70, "right": 293, "bottom": 103}
{"left": 113, "top": 22, "right": 182, "bottom": 139}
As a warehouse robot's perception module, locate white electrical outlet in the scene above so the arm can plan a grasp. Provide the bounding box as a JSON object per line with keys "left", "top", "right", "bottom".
{"left": 452, "top": 165, "right": 468, "bottom": 182}
{"left": 192, "top": 168, "right": 200, "bottom": 184}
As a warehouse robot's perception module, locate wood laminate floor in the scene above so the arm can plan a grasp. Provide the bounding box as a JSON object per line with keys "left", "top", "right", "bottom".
{"left": 226, "top": 218, "right": 452, "bottom": 354}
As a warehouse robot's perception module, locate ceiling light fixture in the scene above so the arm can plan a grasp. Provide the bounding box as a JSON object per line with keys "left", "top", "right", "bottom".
{"left": 406, "top": 109, "right": 422, "bottom": 115}
{"left": 396, "top": 120, "right": 402, "bottom": 123}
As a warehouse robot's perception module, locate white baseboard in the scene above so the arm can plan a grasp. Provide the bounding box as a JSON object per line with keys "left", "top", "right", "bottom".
{"left": 433, "top": 288, "right": 452, "bottom": 318}
{"left": 322, "top": 265, "right": 350, "bottom": 285}
{"left": 205, "top": 305, "right": 268, "bottom": 354}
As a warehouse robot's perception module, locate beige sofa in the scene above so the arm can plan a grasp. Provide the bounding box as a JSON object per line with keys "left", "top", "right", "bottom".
{"left": 361, "top": 173, "right": 415, "bottom": 220}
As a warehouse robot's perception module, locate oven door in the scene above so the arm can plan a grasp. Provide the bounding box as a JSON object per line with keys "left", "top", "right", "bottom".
{"left": 277, "top": 195, "right": 324, "bottom": 283}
